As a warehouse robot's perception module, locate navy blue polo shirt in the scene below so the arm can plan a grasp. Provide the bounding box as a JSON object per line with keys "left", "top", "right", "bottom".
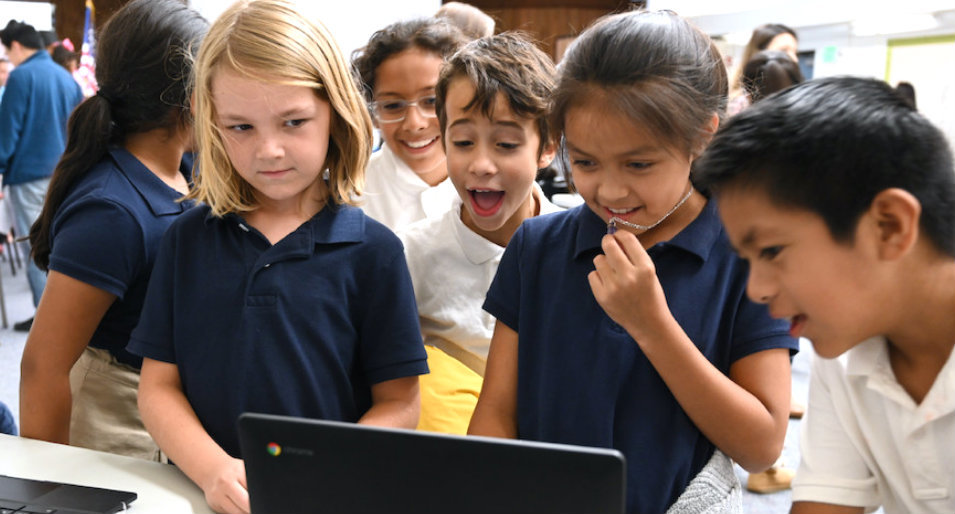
{"left": 128, "top": 204, "right": 429, "bottom": 457}
{"left": 49, "top": 148, "right": 192, "bottom": 369}
{"left": 484, "top": 201, "right": 797, "bottom": 513}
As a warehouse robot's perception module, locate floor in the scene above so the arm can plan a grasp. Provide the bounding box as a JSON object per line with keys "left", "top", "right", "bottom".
{"left": 0, "top": 241, "right": 811, "bottom": 513}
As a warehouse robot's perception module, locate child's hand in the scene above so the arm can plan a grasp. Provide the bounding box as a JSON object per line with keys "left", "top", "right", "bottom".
{"left": 589, "top": 231, "right": 673, "bottom": 342}
{"left": 202, "top": 456, "right": 250, "bottom": 514}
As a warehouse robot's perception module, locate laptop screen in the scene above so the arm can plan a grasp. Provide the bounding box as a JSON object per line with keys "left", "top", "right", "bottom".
{"left": 238, "top": 413, "right": 626, "bottom": 514}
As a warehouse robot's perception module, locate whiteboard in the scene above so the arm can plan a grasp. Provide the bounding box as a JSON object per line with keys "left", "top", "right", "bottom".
{"left": 886, "top": 35, "right": 955, "bottom": 152}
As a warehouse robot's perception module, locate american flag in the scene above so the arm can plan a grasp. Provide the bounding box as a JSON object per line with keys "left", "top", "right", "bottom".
{"left": 74, "top": 0, "right": 97, "bottom": 97}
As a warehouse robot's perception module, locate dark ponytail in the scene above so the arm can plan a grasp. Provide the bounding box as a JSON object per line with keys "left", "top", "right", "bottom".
{"left": 30, "top": 0, "right": 208, "bottom": 270}
{"left": 740, "top": 50, "right": 804, "bottom": 104}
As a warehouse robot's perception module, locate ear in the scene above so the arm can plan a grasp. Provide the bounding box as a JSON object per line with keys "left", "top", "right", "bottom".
{"left": 689, "top": 113, "right": 721, "bottom": 161}
{"left": 537, "top": 139, "right": 558, "bottom": 170}
{"left": 866, "top": 188, "right": 921, "bottom": 261}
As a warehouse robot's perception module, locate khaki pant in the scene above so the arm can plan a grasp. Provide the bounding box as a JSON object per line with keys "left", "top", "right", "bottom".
{"left": 69, "top": 347, "right": 163, "bottom": 461}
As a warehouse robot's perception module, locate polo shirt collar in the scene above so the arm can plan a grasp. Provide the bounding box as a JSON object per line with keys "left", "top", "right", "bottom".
{"left": 845, "top": 336, "right": 888, "bottom": 377}
{"left": 573, "top": 197, "right": 722, "bottom": 261}
{"left": 381, "top": 143, "right": 430, "bottom": 190}
{"left": 450, "top": 198, "right": 501, "bottom": 265}
{"left": 309, "top": 203, "right": 364, "bottom": 245}
{"left": 108, "top": 148, "right": 187, "bottom": 216}
{"left": 221, "top": 203, "right": 365, "bottom": 244}
{"left": 845, "top": 336, "right": 955, "bottom": 417}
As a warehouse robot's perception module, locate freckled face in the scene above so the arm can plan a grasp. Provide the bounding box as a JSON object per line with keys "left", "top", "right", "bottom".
{"left": 212, "top": 67, "right": 331, "bottom": 213}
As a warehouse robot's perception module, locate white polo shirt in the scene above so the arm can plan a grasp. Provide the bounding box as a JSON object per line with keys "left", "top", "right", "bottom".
{"left": 399, "top": 186, "right": 561, "bottom": 376}
{"left": 792, "top": 336, "right": 955, "bottom": 513}
{"left": 359, "top": 144, "right": 457, "bottom": 232}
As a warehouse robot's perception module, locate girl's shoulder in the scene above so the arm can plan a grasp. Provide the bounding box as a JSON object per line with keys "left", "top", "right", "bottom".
{"left": 313, "top": 204, "right": 405, "bottom": 256}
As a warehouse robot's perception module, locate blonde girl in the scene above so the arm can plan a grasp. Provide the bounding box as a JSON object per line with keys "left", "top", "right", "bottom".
{"left": 130, "top": 2, "right": 428, "bottom": 513}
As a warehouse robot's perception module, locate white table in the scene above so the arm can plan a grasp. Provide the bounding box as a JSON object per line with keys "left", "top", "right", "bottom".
{"left": 0, "top": 434, "right": 213, "bottom": 513}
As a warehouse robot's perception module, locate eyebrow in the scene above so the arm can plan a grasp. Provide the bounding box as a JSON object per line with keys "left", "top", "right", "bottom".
{"left": 218, "top": 105, "right": 314, "bottom": 122}
{"left": 565, "top": 141, "right": 660, "bottom": 158}
{"left": 374, "top": 87, "right": 435, "bottom": 99}
{"left": 736, "top": 227, "right": 760, "bottom": 252}
{"left": 447, "top": 118, "right": 524, "bottom": 131}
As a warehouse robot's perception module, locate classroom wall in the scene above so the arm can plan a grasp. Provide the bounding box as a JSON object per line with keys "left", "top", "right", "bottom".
{"left": 679, "top": 2, "right": 955, "bottom": 151}
{"left": 189, "top": 0, "right": 442, "bottom": 56}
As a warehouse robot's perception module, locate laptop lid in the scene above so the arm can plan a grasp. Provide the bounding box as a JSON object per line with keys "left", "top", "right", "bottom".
{"left": 0, "top": 474, "right": 137, "bottom": 514}
{"left": 238, "top": 413, "right": 626, "bottom": 514}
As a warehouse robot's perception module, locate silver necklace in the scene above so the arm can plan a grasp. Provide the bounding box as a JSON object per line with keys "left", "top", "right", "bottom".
{"left": 607, "top": 185, "right": 694, "bottom": 234}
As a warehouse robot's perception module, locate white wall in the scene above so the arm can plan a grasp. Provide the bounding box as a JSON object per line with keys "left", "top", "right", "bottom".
{"left": 0, "top": 1, "right": 54, "bottom": 31}
{"left": 189, "top": 0, "right": 442, "bottom": 56}
{"left": 654, "top": 0, "right": 955, "bottom": 147}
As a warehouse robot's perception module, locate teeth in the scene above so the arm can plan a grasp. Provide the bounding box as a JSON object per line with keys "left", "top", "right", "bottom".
{"left": 405, "top": 138, "right": 435, "bottom": 149}
{"left": 472, "top": 189, "right": 498, "bottom": 193}
{"left": 608, "top": 207, "right": 633, "bottom": 214}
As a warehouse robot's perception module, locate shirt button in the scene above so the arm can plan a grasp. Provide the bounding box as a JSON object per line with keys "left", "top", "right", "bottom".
{"left": 264, "top": 263, "right": 271, "bottom": 268}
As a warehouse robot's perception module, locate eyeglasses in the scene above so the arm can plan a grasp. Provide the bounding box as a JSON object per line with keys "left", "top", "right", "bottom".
{"left": 370, "top": 95, "right": 438, "bottom": 123}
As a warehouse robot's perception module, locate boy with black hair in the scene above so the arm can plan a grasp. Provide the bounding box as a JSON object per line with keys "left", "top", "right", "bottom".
{"left": 696, "top": 75, "right": 955, "bottom": 514}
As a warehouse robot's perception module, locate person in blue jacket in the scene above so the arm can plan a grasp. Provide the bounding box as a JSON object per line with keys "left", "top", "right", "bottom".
{"left": 18, "top": 0, "right": 208, "bottom": 459}
{"left": 0, "top": 20, "right": 83, "bottom": 330}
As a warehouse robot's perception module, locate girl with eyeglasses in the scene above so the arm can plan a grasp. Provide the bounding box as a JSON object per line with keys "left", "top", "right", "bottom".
{"left": 352, "top": 18, "right": 466, "bottom": 231}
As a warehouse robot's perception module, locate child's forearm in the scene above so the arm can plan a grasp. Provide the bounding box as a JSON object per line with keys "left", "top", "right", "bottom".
{"left": 467, "top": 402, "right": 518, "bottom": 439}
{"left": 633, "top": 318, "right": 790, "bottom": 471}
{"left": 138, "top": 359, "right": 248, "bottom": 513}
{"left": 468, "top": 322, "right": 519, "bottom": 439}
{"left": 139, "top": 375, "right": 227, "bottom": 484}
{"left": 591, "top": 232, "right": 790, "bottom": 470}
{"left": 19, "top": 364, "right": 72, "bottom": 445}
{"left": 359, "top": 376, "right": 421, "bottom": 429}
{"left": 358, "top": 398, "right": 419, "bottom": 428}
{"left": 19, "top": 272, "right": 117, "bottom": 445}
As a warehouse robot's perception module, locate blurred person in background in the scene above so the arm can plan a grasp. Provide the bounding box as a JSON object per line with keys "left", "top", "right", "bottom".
{"left": 727, "top": 23, "right": 798, "bottom": 116}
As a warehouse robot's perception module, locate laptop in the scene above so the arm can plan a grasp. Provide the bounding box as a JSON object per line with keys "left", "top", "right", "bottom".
{"left": 238, "top": 413, "right": 626, "bottom": 514}
{"left": 0, "top": 474, "right": 136, "bottom": 514}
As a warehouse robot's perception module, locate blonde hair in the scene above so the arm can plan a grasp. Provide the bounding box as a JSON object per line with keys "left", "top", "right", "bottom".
{"left": 190, "top": 0, "right": 373, "bottom": 216}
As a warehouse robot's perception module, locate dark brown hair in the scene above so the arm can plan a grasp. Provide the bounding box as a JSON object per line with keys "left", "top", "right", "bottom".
{"left": 741, "top": 49, "right": 804, "bottom": 103}
{"left": 352, "top": 18, "right": 466, "bottom": 103}
{"left": 435, "top": 32, "right": 556, "bottom": 157}
{"left": 552, "top": 10, "right": 726, "bottom": 160}
{"left": 730, "top": 23, "right": 797, "bottom": 93}
{"left": 31, "top": 0, "right": 208, "bottom": 270}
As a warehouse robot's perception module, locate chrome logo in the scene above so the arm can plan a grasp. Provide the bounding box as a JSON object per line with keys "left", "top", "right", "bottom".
{"left": 266, "top": 442, "right": 281, "bottom": 456}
